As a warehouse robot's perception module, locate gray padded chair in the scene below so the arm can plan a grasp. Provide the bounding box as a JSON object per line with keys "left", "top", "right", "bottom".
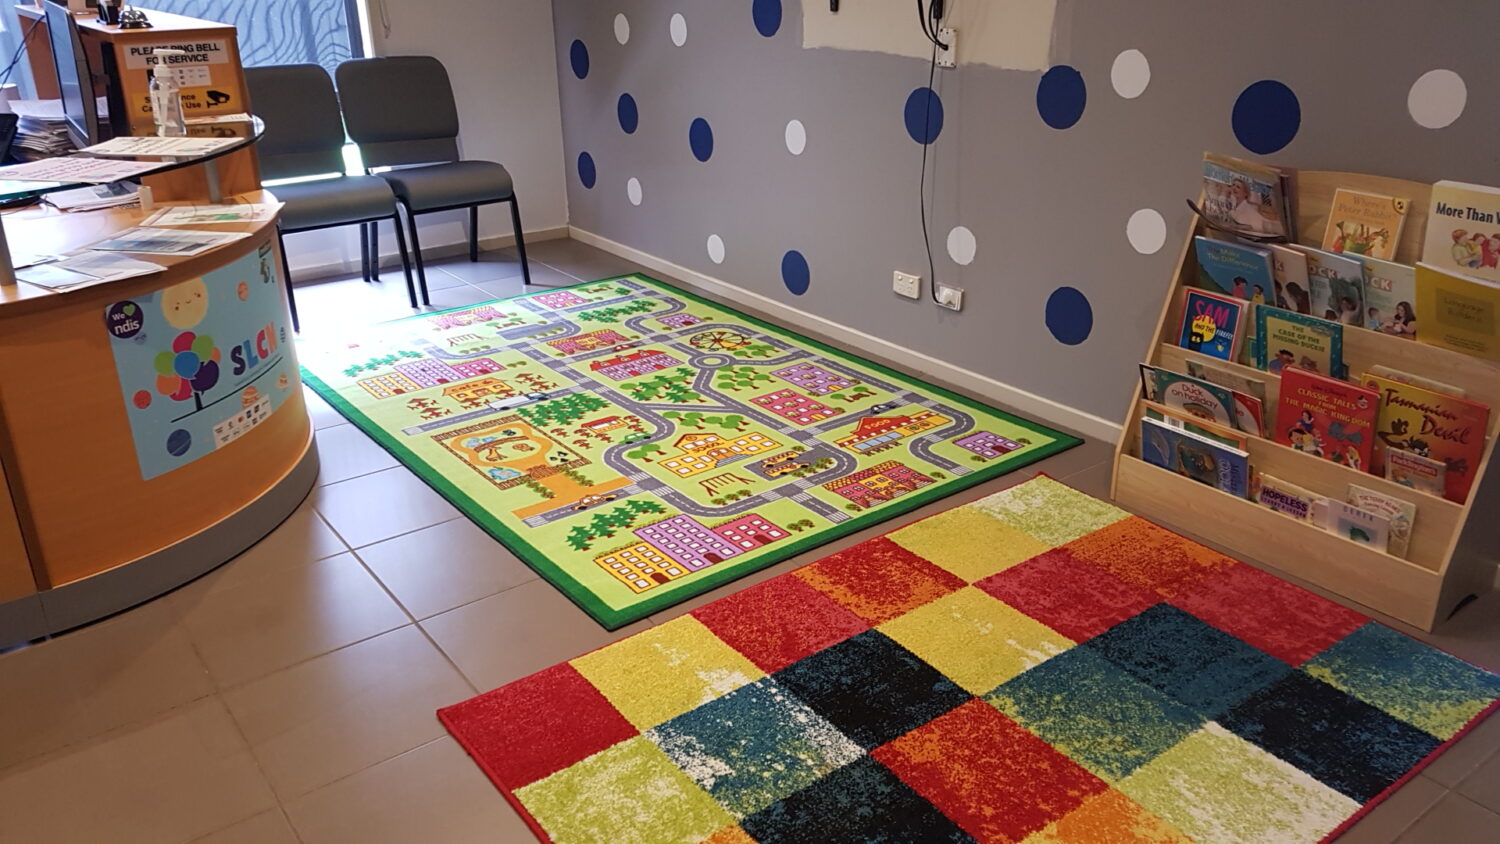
{"left": 335, "top": 56, "right": 532, "bottom": 301}
{"left": 245, "top": 63, "right": 417, "bottom": 330}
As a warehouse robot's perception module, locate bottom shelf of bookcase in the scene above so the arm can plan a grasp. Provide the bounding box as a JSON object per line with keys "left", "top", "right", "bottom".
{"left": 1113, "top": 454, "right": 1467, "bottom": 631}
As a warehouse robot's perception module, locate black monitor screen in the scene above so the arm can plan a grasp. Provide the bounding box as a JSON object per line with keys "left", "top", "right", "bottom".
{"left": 45, "top": 1, "right": 108, "bottom": 148}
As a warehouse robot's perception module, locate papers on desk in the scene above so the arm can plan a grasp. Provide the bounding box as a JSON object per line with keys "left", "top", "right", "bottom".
{"left": 184, "top": 112, "right": 254, "bottom": 125}
{"left": 9, "top": 99, "right": 73, "bottom": 160}
{"left": 16, "top": 252, "right": 165, "bottom": 292}
{"left": 80, "top": 135, "right": 240, "bottom": 158}
{"left": 0, "top": 156, "right": 165, "bottom": 184}
{"left": 45, "top": 183, "right": 140, "bottom": 212}
{"left": 88, "top": 227, "right": 250, "bottom": 256}
{"left": 142, "top": 202, "right": 276, "bottom": 226}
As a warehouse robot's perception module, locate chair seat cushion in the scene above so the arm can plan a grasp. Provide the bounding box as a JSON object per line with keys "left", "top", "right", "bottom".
{"left": 274, "top": 175, "right": 397, "bottom": 232}
{"left": 380, "top": 161, "right": 514, "bottom": 212}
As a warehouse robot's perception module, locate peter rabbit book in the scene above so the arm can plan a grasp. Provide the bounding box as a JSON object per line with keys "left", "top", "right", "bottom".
{"left": 1269, "top": 243, "right": 1312, "bottom": 314}
{"left": 1366, "top": 365, "right": 1464, "bottom": 398}
{"left": 1299, "top": 246, "right": 1367, "bottom": 327}
{"left": 1414, "top": 263, "right": 1500, "bottom": 362}
{"left": 1362, "top": 371, "right": 1490, "bottom": 503}
{"left": 1140, "top": 417, "right": 1251, "bottom": 498}
{"left": 1322, "top": 188, "right": 1409, "bottom": 261}
{"left": 1346, "top": 484, "right": 1417, "bottom": 559}
{"left": 1177, "top": 288, "right": 1246, "bottom": 361}
{"left": 1200, "top": 153, "right": 1293, "bottom": 239}
{"left": 1194, "top": 236, "right": 1276, "bottom": 303}
{"left": 1385, "top": 450, "right": 1447, "bottom": 498}
{"left": 1358, "top": 256, "right": 1417, "bottom": 339}
{"left": 1276, "top": 367, "right": 1378, "bottom": 472}
{"left": 1255, "top": 306, "right": 1344, "bottom": 379}
{"left": 1421, "top": 180, "right": 1500, "bottom": 284}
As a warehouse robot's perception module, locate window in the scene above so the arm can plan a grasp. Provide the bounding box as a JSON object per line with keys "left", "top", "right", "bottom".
{"left": 143, "top": 0, "right": 365, "bottom": 76}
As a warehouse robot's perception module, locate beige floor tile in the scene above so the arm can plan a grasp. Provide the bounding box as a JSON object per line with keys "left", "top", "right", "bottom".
{"left": 175, "top": 501, "right": 347, "bottom": 604}
{"left": 0, "top": 699, "right": 275, "bottom": 844}
{"left": 1058, "top": 459, "right": 1113, "bottom": 497}
{"left": 0, "top": 599, "right": 213, "bottom": 772}
{"left": 175, "top": 553, "right": 409, "bottom": 688}
{"left": 312, "top": 466, "right": 461, "bottom": 548}
{"left": 521, "top": 238, "right": 646, "bottom": 282}
{"left": 1454, "top": 746, "right": 1500, "bottom": 814}
{"left": 285, "top": 737, "right": 531, "bottom": 844}
{"left": 314, "top": 421, "right": 399, "bottom": 486}
{"left": 223, "top": 626, "right": 472, "bottom": 800}
{"left": 421, "top": 284, "right": 493, "bottom": 311}
{"left": 357, "top": 519, "right": 539, "bottom": 620}
{"left": 471, "top": 263, "right": 591, "bottom": 298}
{"left": 1339, "top": 775, "right": 1447, "bottom": 844}
{"left": 293, "top": 276, "right": 420, "bottom": 329}
{"left": 301, "top": 385, "right": 347, "bottom": 430}
{"left": 427, "top": 248, "right": 527, "bottom": 284}
{"left": 1398, "top": 791, "right": 1500, "bottom": 842}
{"left": 1425, "top": 713, "right": 1500, "bottom": 788}
{"left": 190, "top": 809, "right": 299, "bottom": 844}
{"left": 422, "top": 578, "right": 651, "bottom": 692}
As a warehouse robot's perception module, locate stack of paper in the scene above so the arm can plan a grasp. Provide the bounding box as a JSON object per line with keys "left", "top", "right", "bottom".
{"left": 88, "top": 227, "right": 251, "bottom": 256}
{"left": 45, "top": 183, "right": 140, "bottom": 212}
{"left": 16, "top": 252, "right": 164, "bottom": 292}
{"left": 9, "top": 99, "right": 75, "bottom": 161}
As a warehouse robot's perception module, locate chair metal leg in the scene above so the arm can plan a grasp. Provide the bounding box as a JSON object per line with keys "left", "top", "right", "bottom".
{"left": 278, "top": 229, "right": 301, "bottom": 333}
{"left": 391, "top": 214, "right": 418, "bottom": 309}
{"left": 359, "top": 223, "right": 371, "bottom": 282}
{"left": 509, "top": 197, "right": 532, "bottom": 286}
{"left": 370, "top": 220, "right": 381, "bottom": 281}
{"left": 403, "top": 203, "right": 432, "bottom": 306}
{"left": 469, "top": 205, "right": 480, "bottom": 262}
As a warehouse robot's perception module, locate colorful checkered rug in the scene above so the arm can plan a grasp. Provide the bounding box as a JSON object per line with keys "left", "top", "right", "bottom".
{"left": 439, "top": 476, "right": 1500, "bottom": 843}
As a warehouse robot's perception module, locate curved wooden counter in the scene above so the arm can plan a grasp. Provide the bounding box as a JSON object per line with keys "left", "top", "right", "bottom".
{"left": 0, "top": 191, "right": 317, "bottom": 642}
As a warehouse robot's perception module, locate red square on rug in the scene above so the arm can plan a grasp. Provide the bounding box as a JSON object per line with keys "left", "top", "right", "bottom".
{"left": 437, "top": 663, "right": 637, "bottom": 790}
{"left": 793, "top": 536, "right": 965, "bottom": 625}
{"left": 1060, "top": 517, "right": 1237, "bottom": 597}
{"left": 873, "top": 699, "right": 1109, "bottom": 843}
{"left": 976, "top": 548, "right": 1161, "bottom": 642}
{"left": 1170, "top": 563, "right": 1368, "bottom": 665}
{"left": 692, "top": 575, "right": 869, "bottom": 674}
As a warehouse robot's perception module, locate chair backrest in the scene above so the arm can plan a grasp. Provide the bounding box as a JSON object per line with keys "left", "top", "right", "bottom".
{"left": 244, "top": 64, "right": 349, "bottom": 182}
{"left": 336, "top": 56, "right": 461, "bottom": 169}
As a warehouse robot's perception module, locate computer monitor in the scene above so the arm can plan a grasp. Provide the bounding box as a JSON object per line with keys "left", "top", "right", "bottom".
{"left": 45, "top": 0, "right": 111, "bottom": 148}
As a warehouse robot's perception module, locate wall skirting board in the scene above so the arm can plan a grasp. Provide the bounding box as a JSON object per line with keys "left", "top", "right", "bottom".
{"left": 291, "top": 225, "right": 572, "bottom": 284}
{"left": 570, "top": 226, "right": 1122, "bottom": 443}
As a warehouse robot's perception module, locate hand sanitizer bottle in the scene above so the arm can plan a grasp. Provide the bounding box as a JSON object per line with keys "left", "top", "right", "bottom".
{"left": 148, "top": 49, "right": 188, "bottom": 136}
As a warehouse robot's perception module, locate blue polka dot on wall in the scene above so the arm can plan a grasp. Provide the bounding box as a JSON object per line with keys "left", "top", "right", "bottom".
{"left": 781, "top": 250, "right": 810, "bottom": 295}
{"left": 617, "top": 93, "right": 639, "bottom": 134}
{"left": 1037, "top": 65, "right": 1086, "bottom": 130}
{"left": 903, "top": 87, "right": 943, "bottom": 144}
{"left": 1045, "top": 287, "right": 1092, "bottom": 345}
{"left": 569, "top": 40, "right": 589, "bottom": 80}
{"left": 689, "top": 118, "right": 714, "bottom": 162}
{"left": 577, "top": 152, "right": 596, "bottom": 189}
{"left": 1233, "top": 80, "right": 1300, "bottom": 154}
{"left": 753, "top": 0, "right": 782, "bottom": 37}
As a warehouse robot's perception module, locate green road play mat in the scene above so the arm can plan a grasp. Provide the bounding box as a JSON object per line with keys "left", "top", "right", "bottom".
{"left": 300, "top": 275, "right": 1081, "bottom": 628}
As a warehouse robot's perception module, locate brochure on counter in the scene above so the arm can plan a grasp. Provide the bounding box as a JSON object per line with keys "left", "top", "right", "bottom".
{"left": 0, "top": 156, "right": 166, "bottom": 184}
{"left": 16, "top": 252, "right": 165, "bottom": 292}
{"left": 142, "top": 203, "right": 278, "bottom": 226}
{"left": 79, "top": 136, "right": 241, "bottom": 158}
{"left": 87, "top": 227, "right": 251, "bottom": 256}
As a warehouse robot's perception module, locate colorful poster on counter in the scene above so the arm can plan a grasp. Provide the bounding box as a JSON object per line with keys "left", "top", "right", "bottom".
{"left": 105, "top": 242, "right": 298, "bottom": 480}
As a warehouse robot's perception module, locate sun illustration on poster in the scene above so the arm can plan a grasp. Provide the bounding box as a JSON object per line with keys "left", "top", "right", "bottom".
{"left": 161, "top": 277, "right": 210, "bottom": 330}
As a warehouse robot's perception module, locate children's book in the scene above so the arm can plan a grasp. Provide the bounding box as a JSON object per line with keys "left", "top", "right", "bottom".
{"left": 1357, "top": 256, "right": 1417, "bottom": 339}
{"left": 1150, "top": 368, "right": 1240, "bottom": 431}
{"left": 1421, "top": 180, "right": 1500, "bottom": 284}
{"left": 1385, "top": 450, "right": 1448, "bottom": 498}
{"left": 1361, "top": 371, "right": 1490, "bottom": 503}
{"left": 1255, "top": 306, "right": 1344, "bottom": 378}
{"left": 1299, "top": 246, "right": 1367, "bottom": 327}
{"left": 1145, "top": 403, "right": 1249, "bottom": 450}
{"left": 1276, "top": 367, "right": 1378, "bottom": 471}
{"left": 1414, "top": 263, "right": 1500, "bottom": 362}
{"left": 1346, "top": 484, "right": 1417, "bottom": 559}
{"left": 1324, "top": 500, "right": 1392, "bottom": 552}
{"left": 1269, "top": 243, "right": 1313, "bottom": 314}
{"left": 1200, "top": 153, "right": 1294, "bottom": 239}
{"left": 1138, "top": 363, "right": 1161, "bottom": 403}
{"left": 1365, "top": 365, "right": 1465, "bottom": 398}
{"left": 1140, "top": 417, "right": 1251, "bottom": 498}
{"left": 1177, "top": 288, "right": 1246, "bottom": 362}
{"left": 1251, "top": 473, "right": 1324, "bottom": 523}
{"left": 1186, "top": 360, "right": 1271, "bottom": 435}
{"left": 1322, "top": 189, "right": 1409, "bottom": 261}
{"left": 1194, "top": 236, "right": 1276, "bottom": 303}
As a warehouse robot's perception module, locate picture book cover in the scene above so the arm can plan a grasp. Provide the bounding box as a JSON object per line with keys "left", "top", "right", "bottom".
{"left": 1200, "top": 153, "right": 1292, "bottom": 239}
{"left": 1145, "top": 403, "right": 1248, "bottom": 450}
{"left": 1326, "top": 500, "right": 1392, "bottom": 553}
{"left": 1178, "top": 288, "right": 1246, "bottom": 361}
{"left": 1151, "top": 368, "right": 1240, "bottom": 430}
{"left": 1140, "top": 417, "right": 1251, "bottom": 498}
{"left": 1300, "top": 246, "right": 1367, "bottom": 326}
{"left": 1366, "top": 365, "right": 1464, "bottom": 398}
{"left": 1322, "top": 189, "right": 1409, "bottom": 261}
{"left": 1385, "top": 449, "right": 1447, "bottom": 498}
{"left": 1194, "top": 236, "right": 1276, "bottom": 303}
{"left": 1358, "top": 256, "right": 1417, "bottom": 339}
{"left": 1276, "top": 367, "right": 1378, "bottom": 471}
{"left": 1270, "top": 243, "right": 1312, "bottom": 314}
{"left": 1421, "top": 180, "right": 1500, "bottom": 284}
{"left": 1252, "top": 472, "right": 1324, "bottom": 523}
{"left": 1362, "top": 372, "right": 1490, "bottom": 503}
{"left": 1347, "top": 484, "right": 1417, "bottom": 559}
{"left": 1187, "top": 360, "right": 1271, "bottom": 435}
{"left": 1414, "top": 263, "right": 1500, "bottom": 362}
{"left": 1256, "top": 306, "right": 1345, "bottom": 378}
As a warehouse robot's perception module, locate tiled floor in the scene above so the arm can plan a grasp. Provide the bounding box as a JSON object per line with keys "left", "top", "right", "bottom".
{"left": 1, "top": 239, "right": 1496, "bottom": 843}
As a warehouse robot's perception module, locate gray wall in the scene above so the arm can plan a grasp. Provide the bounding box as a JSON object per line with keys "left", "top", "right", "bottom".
{"left": 551, "top": 0, "right": 1500, "bottom": 423}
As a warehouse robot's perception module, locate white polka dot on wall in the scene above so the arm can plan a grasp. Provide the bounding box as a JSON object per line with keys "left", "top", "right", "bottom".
{"left": 627, "top": 177, "right": 642, "bottom": 206}
{"left": 1110, "top": 49, "right": 1150, "bottom": 99}
{"left": 670, "top": 13, "right": 687, "bottom": 47}
{"left": 707, "top": 234, "right": 725, "bottom": 264}
{"left": 1408, "top": 69, "right": 1466, "bottom": 129}
{"left": 785, "top": 120, "right": 806, "bottom": 155}
{"left": 614, "top": 13, "right": 630, "bottom": 45}
{"left": 946, "top": 226, "right": 976, "bottom": 266}
{"left": 1126, "top": 208, "right": 1166, "bottom": 255}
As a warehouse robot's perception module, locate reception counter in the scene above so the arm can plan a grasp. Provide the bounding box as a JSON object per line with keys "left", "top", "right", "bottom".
{"left": 0, "top": 191, "right": 317, "bottom": 643}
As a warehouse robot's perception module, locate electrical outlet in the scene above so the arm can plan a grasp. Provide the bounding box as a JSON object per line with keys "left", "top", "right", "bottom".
{"left": 893, "top": 271, "right": 922, "bottom": 299}
{"left": 935, "top": 283, "right": 964, "bottom": 310}
{"left": 936, "top": 27, "right": 957, "bottom": 68}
